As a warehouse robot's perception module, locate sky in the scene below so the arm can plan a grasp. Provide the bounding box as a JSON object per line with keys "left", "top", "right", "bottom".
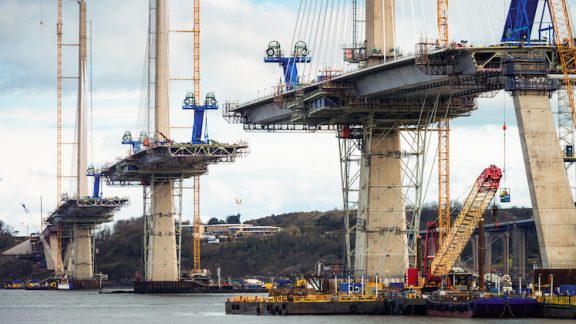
{"left": 0, "top": 0, "right": 573, "bottom": 235}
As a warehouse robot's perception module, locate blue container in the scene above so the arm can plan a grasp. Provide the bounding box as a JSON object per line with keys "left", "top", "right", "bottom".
{"left": 559, "top": 285, "right": 576, "bottom": 296}
{"left": 389, "top": 282, "right": 404, "bottom": 289}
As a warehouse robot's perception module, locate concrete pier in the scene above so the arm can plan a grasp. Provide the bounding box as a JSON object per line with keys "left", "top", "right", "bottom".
{"left": 147, "top": 183, "right": 178, "bottom": 281}
{"left": 512, "top": 227, "right": 526, "bottom": 279}
{"left": 355, "top": 128, "right": 407, "bottom": 277}
{"left": 512, "top": 94, "right": 576, "bottom": 268}
{"left": 72, "top": 225, "right": 93, "bottom": 280}
{"left": 502, "top": 232, "right": 510, "bottom": 275}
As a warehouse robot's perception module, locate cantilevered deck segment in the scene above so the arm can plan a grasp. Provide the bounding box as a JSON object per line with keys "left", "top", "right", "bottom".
{"left": 228, "top": 46, "right": 559, "bottom": 128}
{"left": 101, "top": 142, "right": 249, "bottom": 185}
{"left": 46, "top": 197, "right": 128, "bottom": 225}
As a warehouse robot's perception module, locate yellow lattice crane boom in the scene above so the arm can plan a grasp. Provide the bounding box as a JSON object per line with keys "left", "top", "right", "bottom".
{"left": 437, "top": 0, "right": 450, "bottom": 245}
{"left": 437, "top": 0, "right": 448, "bottom": 47}
{"left": 549, "top": 1, "right": 576, "bottom": 127}
{"left": 429, "top": 165, "right": 502, "bottom": 279}
{"left": 193, "top": 0, "right": 201, "bottom": 274}
{"left": 437, "top": 119, "right": 450, "bottom": 245}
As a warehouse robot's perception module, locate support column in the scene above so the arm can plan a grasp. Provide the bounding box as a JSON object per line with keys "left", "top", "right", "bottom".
{"left": 76, "top": 0, "right": 88, "bottom": 198}
{"left": 502, "top": 232, "right": 510, "bottom": 275}
{"left": 366, "top": 0, "right": 395, "bottom": 66}
{"left": 48, "top": 234, "right": 64, "bottom": 275}
{"left": 512, "top": 227, "right": 526, "bottom": 280}
{"left": 145, "top": 0, "right": 177, "bottom": 281}
{"left": 147, "top": 182, "right": 178, "bottom": 281}
{"left": 485, "top": 232, "right": 492, "bottom": 278}
{"left": 71, "top": 225, "right": 93, "bottom": 280}
{"left": 512, "top": 94, "right": 576, "bottom": 268}
{"left": 354, "top": 127, "right": 407, "bottom": 279}
{"left": 471, "top": 235, "right": 479, "bottom": 272}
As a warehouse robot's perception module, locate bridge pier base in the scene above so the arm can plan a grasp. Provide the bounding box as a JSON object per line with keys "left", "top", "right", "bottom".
{"left": 485, "top": 232, "right": 492, "bottom": 278}
{"left": 502, "top": 232, "right": 510, "bottom": 275}
{"left": 512, "top": 227, "right": 526, "bottom": 280}
{"left": 71, "top": 225, "right": 94, "bottom": 280}
{"left": 354, "top": 126, "right": 407, "bottom": 279}
{"left": 146, "top": 182, "right": 178, "bottom": 281}
{"left": 471, "top": 235, "right": 479, "bottom": 272}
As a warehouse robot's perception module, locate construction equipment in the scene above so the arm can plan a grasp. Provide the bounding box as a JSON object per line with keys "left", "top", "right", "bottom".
{"left": 437, "top": 0, "right": 448, "bottom": 47}
{"left": 21, "top": 204, "right": 61, "bottom": 275}
{"left": 193, "top": 0, "right": 201, "bottom": 274}
{"left": 548, "top": 1, "right": 576, "bottom": 130}
{"left": 428, "top": 165, "right": 502, "bottom": 280}
{"left": 436, "top": 0, "right": 450, "bottom": 245}
{"left": 264, "top": 40, "right": 311, "bottom": 90}
{"left": 182, "top": 92, "right": 218, "bottom": 144}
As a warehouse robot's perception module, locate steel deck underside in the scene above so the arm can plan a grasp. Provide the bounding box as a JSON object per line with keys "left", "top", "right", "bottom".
{"left": 102, "top": 143, "right": 248, "bottom": 184}
{"left": 233, "top": 46, "right": 560, "bottom": 126}
{"left": 46, "top": 197, "right": 128, "bottom": 225}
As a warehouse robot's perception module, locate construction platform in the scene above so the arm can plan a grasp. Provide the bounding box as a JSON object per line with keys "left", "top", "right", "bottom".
{"left": 101, "top": 142, "right": 249, "bottom": 185}
{"left": 46, "top": 197, "right": 128, "bottom": 225}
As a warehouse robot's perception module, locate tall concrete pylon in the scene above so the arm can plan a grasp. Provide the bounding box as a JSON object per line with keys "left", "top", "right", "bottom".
{"left": 366, "top": 0, "right": 395, "bottom": 65}
{"left": 354, "top": 126, "right": 407, "bottom": 278}
{"left": 512, "top": 93, "right": 576, "bottom": 268}
{"left": 145, "top": 0, "right": 178, "bottom": 281}
{"left": 353, "top": 0, "right": 407, "bottom": 278}
{"left": 70, "top": 0, "right": 93, "bottom": 280}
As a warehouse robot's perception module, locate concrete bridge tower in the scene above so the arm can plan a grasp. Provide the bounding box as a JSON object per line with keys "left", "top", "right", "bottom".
{"left": 354, "top": 0, "right": 408, "bottom": 278}
{"left": 146, "top": 0, "right": 179, "bottom": 281}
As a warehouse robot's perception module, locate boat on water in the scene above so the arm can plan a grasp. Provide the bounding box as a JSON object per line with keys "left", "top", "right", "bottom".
{"left": 225, "top": 293, "right": 426, "bottom": 316}
{"left": 3, "top": 279, "right": 26, "bottom": 289}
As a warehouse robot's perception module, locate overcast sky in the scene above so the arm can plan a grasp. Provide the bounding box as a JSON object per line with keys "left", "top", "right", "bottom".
{"left": 0, "top": 0, "right": 572, "bottom": 234}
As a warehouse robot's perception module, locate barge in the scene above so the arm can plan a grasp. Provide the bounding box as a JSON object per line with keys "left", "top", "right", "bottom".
{"left": 225, "top": 293, "right": 426, "bottom": 316}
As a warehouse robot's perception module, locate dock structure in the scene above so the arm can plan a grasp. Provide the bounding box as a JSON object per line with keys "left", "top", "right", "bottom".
{"left": 102, "top": 0, "right": 247, "bottom": 285}
{"left": 226, "top": 0, "right": 576, "bottom": 277}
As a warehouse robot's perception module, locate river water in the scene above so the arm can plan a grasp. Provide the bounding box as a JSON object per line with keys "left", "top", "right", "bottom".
{"left": 0, "top": 289, "right": 563, "bottom": 323}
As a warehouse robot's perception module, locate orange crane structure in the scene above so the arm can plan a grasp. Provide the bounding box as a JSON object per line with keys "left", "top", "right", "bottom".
{"left": 437, "top": 0, "right": 450, "bottom": 246}
{"left": 192, "top": 0, "right": 201, "bottom": 274}
{"left": 548, "top": 1, "right": 576, "bottom": 127}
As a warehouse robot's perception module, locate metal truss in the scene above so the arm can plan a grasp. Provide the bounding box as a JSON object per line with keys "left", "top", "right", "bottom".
{"left": 142, "top": 181, "right": 154, "bottom": 278}
{"left": 339, "top": 127, "right": 363, "bottom": 272}
{"left": 558, "top": 87, "right": 575, "bottom": 166}
{"left": 173, "top": 179, "right": 183, "bottom": 278}
{"left": 352, "top": 118, "right": 427, "bottom": 277}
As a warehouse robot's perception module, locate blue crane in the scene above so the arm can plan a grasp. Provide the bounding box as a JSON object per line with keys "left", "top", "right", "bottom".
{"left": 182, "top": 92, "right": 218, "bottom": 144}
{"left": 264, "top": 40, "right": 311, "bottom": 90}
{"left": 86, "top": 165, "right": 102, "bottom": 198}
{"left": 501, "top": 0, "right": 553, "bottom": 45}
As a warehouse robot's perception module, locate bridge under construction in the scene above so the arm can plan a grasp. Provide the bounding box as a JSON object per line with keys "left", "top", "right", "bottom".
{"left": 226, "top": 0, "right": 576, "bottom": 280}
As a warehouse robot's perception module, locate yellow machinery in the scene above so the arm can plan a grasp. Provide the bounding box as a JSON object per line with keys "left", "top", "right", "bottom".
{"left": 429, "top": 165, "right": 502, "bottom": 279}
{"left": 193, "top": 0, "right": 201, "bottom": 274}
{"left": 436, "top": 0, "right": 450, "bottom": 246}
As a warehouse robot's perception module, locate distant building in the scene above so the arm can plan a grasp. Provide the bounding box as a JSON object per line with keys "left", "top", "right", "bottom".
{"left": 201, "top": 223, "right": 280, "bottom": 240}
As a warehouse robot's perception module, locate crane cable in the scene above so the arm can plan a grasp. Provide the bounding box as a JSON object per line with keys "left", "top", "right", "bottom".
{"left": 502, "top": 95, "right": 507, "bottom": 189}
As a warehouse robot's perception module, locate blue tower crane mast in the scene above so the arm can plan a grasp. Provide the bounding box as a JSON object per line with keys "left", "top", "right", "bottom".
{"left": 501, "top": 0, "right": 553, "bottom": 45}
{"left": 264, "top": 40, "right": 311, "bottom": 90}
{"left": 86, "top": 165, "right": 102, "bottom": 198}
{"left": 182, "top": 92, "right": 218, "bottom": 144}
